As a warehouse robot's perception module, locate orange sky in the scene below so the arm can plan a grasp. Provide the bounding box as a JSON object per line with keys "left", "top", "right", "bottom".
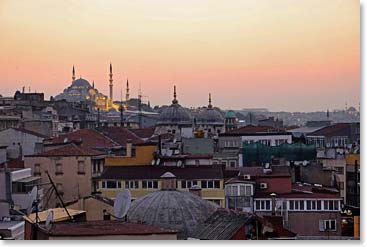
{"left": 0, "top": 0, "right": 360, "bottom": 111}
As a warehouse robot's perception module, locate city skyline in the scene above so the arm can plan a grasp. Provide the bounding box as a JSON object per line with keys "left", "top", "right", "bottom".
{"left": 0, "top": 0, "right": 360, "bottom": 112}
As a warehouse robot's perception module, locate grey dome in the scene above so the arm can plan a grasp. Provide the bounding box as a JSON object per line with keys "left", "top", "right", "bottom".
{"left": 197, "top": 107, "right": 224, "bottom": 125}
{"left": 127, "top": 190, "right": 218, "bottom": 239}
{"left": 158, "top": 103, "right": 193, "bottom": 126}
{"left": 71, "top": 78, "right": 91, "bottom": 88}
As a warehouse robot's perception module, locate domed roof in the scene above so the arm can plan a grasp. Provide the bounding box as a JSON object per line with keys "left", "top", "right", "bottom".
{"left": 224, "top": 110, "right": 236, "bottom": 119}
{"left": 157, "top": 86, "right": 192, "bottom": 126}
{"left": 196, "top": 93, "right": 224, "bottom": 125}
{"left": 197, "top": 107, "right": 224, "bottom": 124}
{"left": 72, "top": 78, "right": 91, "bottom": 88}
{"left": 158, "top": 103, "right": 192, "bottom": 126}
{"left": 127, "top": 190, "right": 218, "bottom": 239}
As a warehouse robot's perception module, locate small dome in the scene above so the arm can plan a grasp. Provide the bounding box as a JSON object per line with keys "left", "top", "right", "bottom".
{"left": 71, "top": 78, "right": 91, "bottom": 88}
{"left": 224, "top": 110, "right": 236, "bottom": 119}
{"left": 127, "top": 190, "right": 218, "bottom": 239}
{"left": 196, "top": 107, "right": 224, "bottom": 125}
{"left": 160, "top": 172, "right": 176, "bottom": 178}
{"left": 158, "top": 103, "right": 192, "bottom": 126}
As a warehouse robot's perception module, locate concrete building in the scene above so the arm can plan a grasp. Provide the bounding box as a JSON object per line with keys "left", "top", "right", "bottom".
{"left": 98, "top": 166, "right": 225, "bottom": 206}
{"left": 24, "top": 143, "right": 105, "bottom": 208}
{"left": 219, "top": 125, "right": 292, "bottom": 150}
{"left": 0, "top": 128, "right": 46, "bottom": 159}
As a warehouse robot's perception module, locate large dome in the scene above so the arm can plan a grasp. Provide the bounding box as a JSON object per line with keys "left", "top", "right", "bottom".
{"left": 158, "top": 103, "right": 193, "bottom": 126}
{"left": 71, "top": 78, "right": 91, "bottom": 88}
{"left": 196, "top": 107, "right": 224, "bottom": 125}
{"left": 127, "top": 190, "right": 218, "bottom": 239}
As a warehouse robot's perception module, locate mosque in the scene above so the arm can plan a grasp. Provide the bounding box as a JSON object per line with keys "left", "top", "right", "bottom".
{"left": 54, "top": 64, "right": 120, "bottom": 112}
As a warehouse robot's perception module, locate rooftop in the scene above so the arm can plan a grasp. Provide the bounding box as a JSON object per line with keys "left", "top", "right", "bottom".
{"left": 38, "top": 220, "right": 177, "bottom": 237}
{"left": 222, "top": 125, "right": 288, "bottom": 136}
{"left": 27, "top": 143, "right": 104, "bottom": 157}
{"left": 51, "top": 129, "right": 118, "bottom": 149}
{"left": 100, "top": 165, "right": 224, "bottom": 180}
{"left": 24, "top": 208, "right": 86, "bottom": 223}
{"left": 96, "top": 127, "right": 144, "bottom": 146}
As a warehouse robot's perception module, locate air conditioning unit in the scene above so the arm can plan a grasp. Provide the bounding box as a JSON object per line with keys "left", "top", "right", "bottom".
{"left": 243, "top": 175, "right": 251, "bottom": 180}
{"left": 177, "top": 160, "right": 183, "bottom": 167}
{"left": 260, "top": 183, "right": 268, "bottom": 189}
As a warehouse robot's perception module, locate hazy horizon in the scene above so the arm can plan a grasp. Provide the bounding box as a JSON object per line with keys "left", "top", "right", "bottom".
{"left": 0, "top": 0, "right": 360, "bottom": 112}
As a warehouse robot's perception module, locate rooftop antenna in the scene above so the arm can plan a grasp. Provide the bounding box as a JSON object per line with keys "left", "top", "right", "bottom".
{"left": 113, "top": 189, "right": 131, "bottom": 220}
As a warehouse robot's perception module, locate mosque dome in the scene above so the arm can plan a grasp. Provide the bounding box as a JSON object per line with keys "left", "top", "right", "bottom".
{"left": 71, "top": 78, "right": 91, "bottom": 88}
{"left": 157, "top": 86, "right": 192, "bottom": 126}
{"left": 196, "top": 94, "right": 224, "bottom": 125}
{"left": 127, "top": 190, "right": 218, "bottom": 239}
{"left": 224, "top": 110, "right": 236, "bottom": 119}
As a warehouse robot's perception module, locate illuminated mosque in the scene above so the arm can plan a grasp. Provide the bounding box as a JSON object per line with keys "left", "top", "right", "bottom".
{"left": 55, "top": 64, "right": 121, "bottom": 111}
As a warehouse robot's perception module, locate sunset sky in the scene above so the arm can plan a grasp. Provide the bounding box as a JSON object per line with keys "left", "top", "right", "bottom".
{"left": 0, "top": 0, "right": 360, "bottom": 112}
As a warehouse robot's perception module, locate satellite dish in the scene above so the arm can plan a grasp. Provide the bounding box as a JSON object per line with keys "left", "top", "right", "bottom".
{"left": 26, "top": 186, "right": 38, "bottom": 215}
{"left": 45, "top": 210, "right": 54, "bottom": 230}
{"left": 63, "top": 138, "right": 68, "bottom": 143}
{"left": 151, "top": 159, "right": 155, "bottom": 166}
{"left": 114, "top": 189, "right": 131, "bottom": 219}
{"left": 264, "top": 163, "right": 270, "bottom": 169}
{"left": 156, "top": 158, "right": 160, "bottom": 166}
{"left": 177, "top": 160, "right": 182, "bottom": 167}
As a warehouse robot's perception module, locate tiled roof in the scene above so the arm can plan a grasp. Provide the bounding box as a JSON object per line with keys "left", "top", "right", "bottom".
{"left": 96, "top": 127, "right": 144, "bottom": 146}
{"left": 149, "top": 133, "right": 174, "bottom": 142}
{"left": 225, "top": 166, "right": 291, "bottom": 179}
{"left": 128, "top": 127, "right": 155, "bottom": 139}
{"left": 99, "top": 165, "right": 224, "bottom": 180}
{"left": 193, "top": 209, "right": 253, "bottom": 240}
{"left": 222, "top": 125, "right": 288, "bottom": 136}
{"left": 39, "top": 221, "right": 177, "bottom": 236}
{"left": 51, "top": 129, "right": 118, "bottom": 149}
{"left": 308, "top": 122, "right": 359, "bottom": 138}
{"left": 27, "top": 143, "right": 104, "bottom": 157}
{"left": 256, "top": 183, "right": 340, "bottom": 199}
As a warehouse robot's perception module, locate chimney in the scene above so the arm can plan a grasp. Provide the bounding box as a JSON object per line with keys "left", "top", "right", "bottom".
{"left": 126, "top": 139, "right": 132, "bottom": 157}
{"left": 189, "top": 185, "right": 202, "bottom": 198}
{"left": 160, "top": 172, "right": 177, "bottom": 191}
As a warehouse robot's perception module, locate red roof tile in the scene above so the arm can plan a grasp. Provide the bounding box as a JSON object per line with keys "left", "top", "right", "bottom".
{"left": 40, "top": 221, "right": 177, "bottom": 236}
{"left": 97, "top": 127, "right": 144, "bottom": 146}
{"left": 28, "top": 143, "right": 104, "bottom": 157}
{"left": 128, "top": 127, "right": 155, "bottom": 139}
{"left": 51, "top": 129, "right": 118, "bottom": 149}
{"left": 308, "top": 122, "right": 359, "bottom": 138}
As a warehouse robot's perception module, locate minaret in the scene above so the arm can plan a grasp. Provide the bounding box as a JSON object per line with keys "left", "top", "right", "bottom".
{"left": 208, "top": 93, "right": 213, "bottom": 109}
{"left": 125, "top": 78, "right": 130, "bottom": 103}
{"left": 109, "top": 63, "right": 113, "bottom": 105}
{"left": 172, "top": 85, "right": 178, "bottom": 104}
{"left": 72, "top": 66, "right": 76, "bottom": 81}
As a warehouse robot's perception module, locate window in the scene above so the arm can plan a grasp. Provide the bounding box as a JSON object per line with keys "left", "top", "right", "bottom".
{"left": 195, "top": 160, "right": 200, "bottom": 166}
{"left": 335, "top": 167, "right": 344, "bottom": 175}
{"left": 324, "top": 200, "right": 339, "bottom": 211}
{"left": 125, "top": 180, "right": 139, "bottom": 189}
{"left": 34, "top": 164, "right": 41, "bottom": 175}
{"left": 255, "top": 200, "right": 271, "bottom": 211}
{"left": 320, "top": 220, "right": 337, "bottom": 232}
{"left": 78, "top": 161, "right": 85, "bottom": 175}
{"left": 182, "top": 180, "right": 198, "bottom": 189}
{"left": 142, "top": 180, "right": 158, "bottom": 189}
{"left": 55, "top": 163, "right": 63, "bottom": 175}
{"left": 201, "top": 180, "right": 220, "bottom": 189}
{"left": 229, "top": 161, "right": 236, "bottom": 168}
{"left": 338, "top": 182, "right": 344, "bottom": 190}
{"left": 102, "top": 180, "right": 121, "bottom": 189}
